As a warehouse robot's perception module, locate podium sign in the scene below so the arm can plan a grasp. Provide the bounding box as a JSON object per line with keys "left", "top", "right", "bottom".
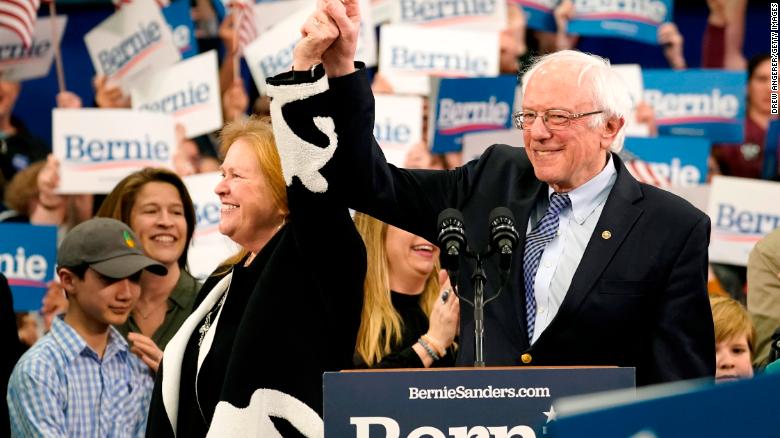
{"left": 551, "top": 374, "right": 778, "bottom": 437}
{"left": 324, "top": 367, "right": 635, "bottom": 437}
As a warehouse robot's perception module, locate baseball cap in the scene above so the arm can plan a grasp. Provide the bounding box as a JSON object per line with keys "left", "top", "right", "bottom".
{"left": 57, "top": 218, "right": 167, "bottom": 278}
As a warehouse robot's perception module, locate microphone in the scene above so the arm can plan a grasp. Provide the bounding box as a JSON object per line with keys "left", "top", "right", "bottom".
{"left": 437, "top": 208, "right": 467, "bottom": 272}
{"left": 488, "top": 207, "right": 519, "bottom": 271}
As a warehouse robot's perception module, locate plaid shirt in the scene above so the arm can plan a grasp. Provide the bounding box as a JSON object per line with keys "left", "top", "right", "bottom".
{"left": 7, "top": 317, "right": 154, "bottom": 437}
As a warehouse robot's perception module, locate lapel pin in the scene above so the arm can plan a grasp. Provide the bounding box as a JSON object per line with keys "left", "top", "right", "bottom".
{"left": 601, "top": 230, "right": 612, "bottom": 240}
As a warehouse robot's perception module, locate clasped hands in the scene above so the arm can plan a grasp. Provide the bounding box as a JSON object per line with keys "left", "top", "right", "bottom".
{"left": 293, "top": 0, "right": 360, "bottom": 78}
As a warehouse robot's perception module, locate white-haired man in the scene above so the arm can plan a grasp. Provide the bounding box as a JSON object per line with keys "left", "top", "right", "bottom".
{"left": 267, "top": 0, "right": 714, "bottom": 385}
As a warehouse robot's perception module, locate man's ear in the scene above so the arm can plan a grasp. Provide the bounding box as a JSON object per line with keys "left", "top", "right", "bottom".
{"left": 58, "top": 268, "right": 76, "bottom": 298}
{"left": 600, "top": 116, "right": 624, "bottom": 149}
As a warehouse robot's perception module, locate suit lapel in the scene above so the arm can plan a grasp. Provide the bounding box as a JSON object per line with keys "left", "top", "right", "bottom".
{"left": 547, "top": 155, "right": 644, "bottom": 329}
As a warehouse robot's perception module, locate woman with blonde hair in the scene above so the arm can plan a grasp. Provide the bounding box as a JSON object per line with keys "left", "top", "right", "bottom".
{"left": 146, "top": 116, "right": 365, "bottom": 437}
{"left": 354, "top": 212, "right": 459, "bottom": 368}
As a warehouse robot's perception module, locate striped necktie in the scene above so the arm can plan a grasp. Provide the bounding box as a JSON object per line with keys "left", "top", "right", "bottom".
{"left": 523, "top": 192, "right": 571, "bottom": 342}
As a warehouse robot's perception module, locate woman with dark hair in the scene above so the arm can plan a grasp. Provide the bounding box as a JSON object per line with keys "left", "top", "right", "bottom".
{"left": 96, "top": 168, "right": 200, "bottom": 372}
{"left": 710, "top": 54, "right": 773, "bottom": 179}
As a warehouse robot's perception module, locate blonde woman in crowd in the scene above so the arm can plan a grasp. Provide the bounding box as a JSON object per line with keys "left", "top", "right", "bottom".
{"left": 354, "top": 213, "right": 459, "bottom": 368}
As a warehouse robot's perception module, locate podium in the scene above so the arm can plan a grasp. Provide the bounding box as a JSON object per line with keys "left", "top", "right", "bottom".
{"left": 323, "top": 367, "right": 635, "bottom": 437}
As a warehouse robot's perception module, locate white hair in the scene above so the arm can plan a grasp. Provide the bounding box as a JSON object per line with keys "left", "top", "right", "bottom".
{"left": 520, "top": 50, "right": 632, "bottom": 152}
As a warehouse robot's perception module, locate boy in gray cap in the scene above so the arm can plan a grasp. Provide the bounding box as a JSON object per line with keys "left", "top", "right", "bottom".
{"left": 7, "top": 218, "right": 167, "bottom": 437}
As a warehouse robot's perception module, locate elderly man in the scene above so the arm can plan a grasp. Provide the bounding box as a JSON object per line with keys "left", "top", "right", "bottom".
{"left": 267, "top": 0, "right": 714, "bottom": 385}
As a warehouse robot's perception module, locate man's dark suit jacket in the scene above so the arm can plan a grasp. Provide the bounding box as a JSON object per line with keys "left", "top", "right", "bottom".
{"left": 272, "top": 66, "right": 715, "bottom": 386}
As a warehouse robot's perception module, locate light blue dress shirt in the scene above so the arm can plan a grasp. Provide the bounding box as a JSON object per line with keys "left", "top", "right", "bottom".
{"left": 7, "top": 316, "right": 153, "bottom": 437}
{"left": 528, "top": 156, "right": 618, "bottom": 344}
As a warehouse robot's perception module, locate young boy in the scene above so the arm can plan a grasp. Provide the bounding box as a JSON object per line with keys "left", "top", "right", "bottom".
{"left": 6, "top": 218, "right": 167, "bottom": 437}
{"left": 710, "top": 295, "right": 756, "bottom": 382}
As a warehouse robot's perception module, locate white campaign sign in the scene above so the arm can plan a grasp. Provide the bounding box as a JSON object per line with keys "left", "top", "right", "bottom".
{"left": 130, "top": 50, "right": 222, "bottom": 138}
{"left": 0, "top": 16, "right": 68, "bottom": 82}
{"left": 254, "top": 0, "right": 312, "bottom": 34}
{"left": 245, "top": 7, "right": 310, "bottom": 95}
{"left": 707, "top": 176, "right": 780, "bottom": 266}
{"left": 52, "top": 109, "right": 176, "bottom": 194}
{"left": 183, "top": 172, "right": 240, "bottom": 280}
{"left": 461, "top": 129, "right": 523, "bottom": 163}
{"left": 613, "top": 64, "right": 650, "bottom": 138}
{"left": 84, "top": 0, "right": 181, "bottom": 91}
{"left": 245, "top": 0, "right": 376, "bottom": 94}
{"left": 374, "top": 94, "right": 423, "bottom": 167}
{"left": 379, "top": 25, "right": 499, "bottom": 95}
{"left": 390, "top": 0, "right": 506, "bottom": 31}
{"left": 372, "top": 0, "right": 394, "bottom": 24}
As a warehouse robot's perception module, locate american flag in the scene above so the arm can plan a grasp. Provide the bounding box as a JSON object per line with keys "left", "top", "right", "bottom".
{"left": 231, "top": 0, "right": 258, "bottom": 55}
{"left": 112, "top": 0, "right": 170, "bottom": 9}
{"left": 0, "top": 0, "right": 40, "bottom": 49}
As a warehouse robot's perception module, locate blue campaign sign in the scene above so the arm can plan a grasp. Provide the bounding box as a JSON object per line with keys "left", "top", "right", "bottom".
{"left": 211, "top": 0, "right": 228, "bottom": 21}
{"left": 567, "top": 0, "right": 673, "bottom": 45}
{"left": 621, "top": 136, "right": 711, "bottom": 187}
{"left": 324, "top": 367, "right": 635, "bottom": 437}
{"left": 516, "top": 0, "right": 557, "bottom": 32}
{"left": 550, "top": 373, "right": 779, "bottom": 437}
{"left": 643, "top": 69, "right": 747, "bottom": 144}
{"left": 0, "top": 224, "right": 57, "bottom": 311}
{"left": 432, "top": 75, "right": 517, "bottom": 154}
{"left": 762, "top": 119, "right": 780, "bottom": 179}
{"left": 163, "top": 0, "right": 199, "bottom": 59}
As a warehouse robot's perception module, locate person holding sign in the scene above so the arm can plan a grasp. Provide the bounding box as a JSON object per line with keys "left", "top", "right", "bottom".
{"left": 145, "top": 117, "right": 365, "bottom": 436}
{"left": 269, "top": 0, "right": 714, "bottom": 385}
{"left": 7, "top": 218, "right": 166, "bottom": 437}
{"left": 353, "top": 212, "right": 459, "bottom": 369}
{"left": 96, "top": 168, "right": 201, "bottom": 372}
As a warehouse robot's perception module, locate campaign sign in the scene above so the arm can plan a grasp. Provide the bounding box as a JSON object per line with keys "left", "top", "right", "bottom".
{"left": 211, "top": 0, "right": 229, "bottom": 21}
{"left": 53, "top": 108, "right": 177, "bottom": 194}
{"left": 162, "top": 0, "right": 198, "bottom": 59}
{"left": 254, "top": 0, "right": 312, "bottom": 34}
{"left": 324, "top": 367, "right": 635, "bottom": 437}
{"left": 0, "top": 16, "right": 68, "bottom": 82}
{"left": 567, "top": 0, "right": 673, "bottom": 45}
{"left": 246, "top": 0, "right": 376, "bottom": 94}
{"left": 183, "top": 172, "right": 240, "bottom": 280}
{"left": 462, "top": 129, "right": 523, "bottom": 163}
{"left": 514, "top": 0, "right": 557, "bottom": 32}
{"left": 372, "top": 0, "right": 395, "bottom": 24}
{"left": 620, "top": 136, "right": 710, "bottom": 188}
{"left": 84, "top": 0, "right": 181, "bottom": 91}
{"left": 612, "top": 64, "right": 649, "bottom": 137}
{"left": 380, "top": 25, "right": 500, "bottom": 95}
{"left": 0, "top": 224, "right": 57, "bottom": 311}
{"left": 551, "top": 373, "right": 780, "bottom": 437}
{"left": 131, "top": 50, "right": 222, "bottom": 138}
{"left": 762, "top": 119, "right": 780, "bottom": 179}
{"left": 431, "top": 75, "right": 515, "bottom": 153}
{"left": 374, "top": 94, "right": 424, "bottom": 167}
{"left": 390, "top": 0, "right": 506, "bottom": 31}
{"left": 707, "top": 176, "right": 780, "bottom": 266}
{"left": 643, "top": 69, "right": 747, "bottom": 144}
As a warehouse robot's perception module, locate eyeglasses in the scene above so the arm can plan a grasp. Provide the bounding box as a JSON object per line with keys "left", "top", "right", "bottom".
{"left": 512, "top": 109, "right": 604, "bottom": 130}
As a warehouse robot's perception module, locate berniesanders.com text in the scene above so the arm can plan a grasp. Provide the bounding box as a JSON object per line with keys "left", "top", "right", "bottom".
{"left": 408, "top": 385, "right": 550, "bottom": 400}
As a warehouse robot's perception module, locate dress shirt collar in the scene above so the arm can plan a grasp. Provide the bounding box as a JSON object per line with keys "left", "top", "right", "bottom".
{"left": 548, "top": 153, "right": 617, "bottom": 225}
{"left": 51, "top": 315, "right": 130, "bottom": 363}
